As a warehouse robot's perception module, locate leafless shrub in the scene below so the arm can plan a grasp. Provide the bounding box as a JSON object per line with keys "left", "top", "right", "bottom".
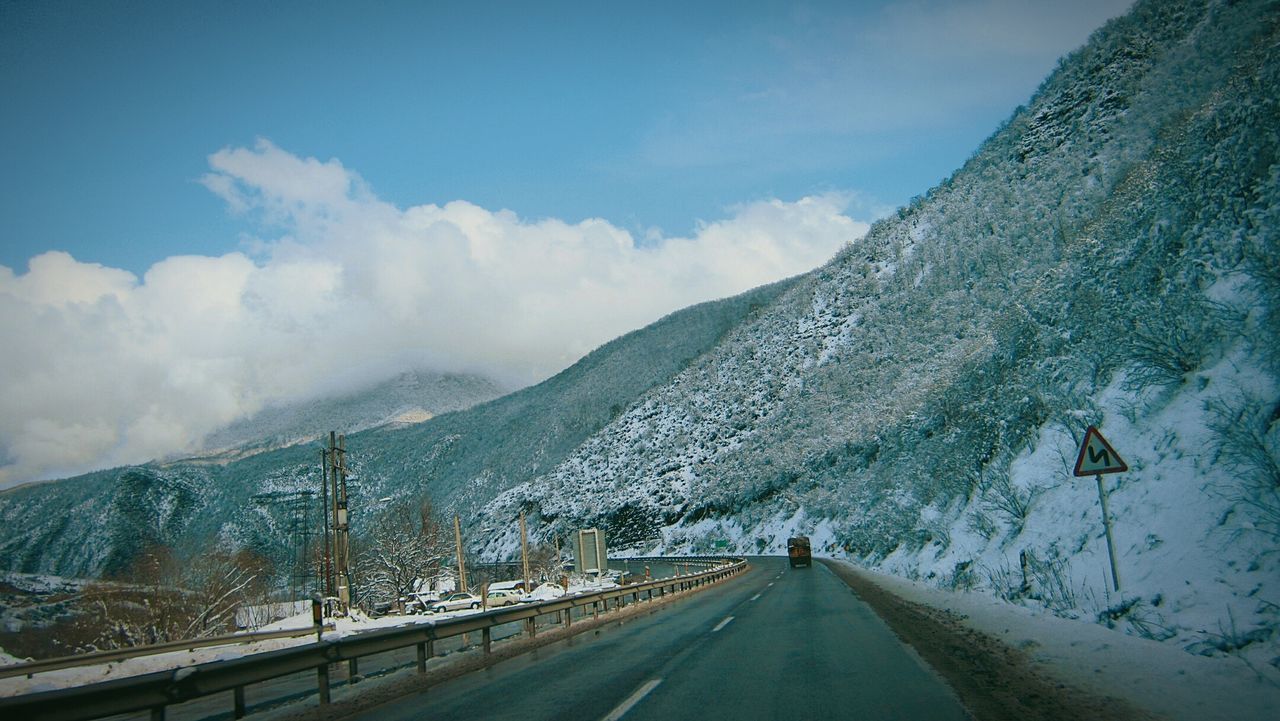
{"left": 75, "top": 546, "right": 271, "bottom": 650}
{"left": 983, "top": 559, "right": 1024, "bottom": 601}
{"left": 1124, "top": 299, "right": 1235, "bottom": 392}
{"left": 967, "top": 507, "right": 997, "bottom": 540}
{"left": 977, "top": 468, "right": 1038, "bottom": 536}
{"left": 1206, "top": 389, "right": 1280, "bottom": 538}
{"left": 944, "top": 560, "right": 977, "bottom": 591}
{"left": 1022, "top": 548, "right": 1077, "bottom": 613}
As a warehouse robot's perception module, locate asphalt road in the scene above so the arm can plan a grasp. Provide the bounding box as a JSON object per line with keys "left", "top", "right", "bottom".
{"left": 355, "top": 556, "right": 970, "bottom": 721}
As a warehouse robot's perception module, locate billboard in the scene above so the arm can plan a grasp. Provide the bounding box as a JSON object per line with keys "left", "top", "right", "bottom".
{"left": 575, "top": 528, "right": 608, "bottom": 575}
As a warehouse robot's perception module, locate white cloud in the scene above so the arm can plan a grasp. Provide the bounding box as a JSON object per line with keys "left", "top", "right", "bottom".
{"left": 0, "top": 140, "right": 867, "bottom": 487}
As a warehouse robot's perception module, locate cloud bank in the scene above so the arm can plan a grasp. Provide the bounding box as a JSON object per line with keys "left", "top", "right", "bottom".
{"left": 0, "top": 140, "right": 867, "bottom": 487}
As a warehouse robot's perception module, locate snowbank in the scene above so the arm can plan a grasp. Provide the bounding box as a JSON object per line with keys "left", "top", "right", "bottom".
{"left": 834, "top": 560, "right": 1280, "bottom": 721}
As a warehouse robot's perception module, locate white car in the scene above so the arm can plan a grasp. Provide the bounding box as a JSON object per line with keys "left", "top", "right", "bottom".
{"left": 430, "top": 592, "right": 482, "bottom": 613}
{"left": 485, "top": 589, "right": 522, "bottom": 607}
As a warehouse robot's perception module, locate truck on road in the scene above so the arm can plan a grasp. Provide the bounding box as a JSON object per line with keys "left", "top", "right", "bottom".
{"left": 787, "top": 536, "right": 812, "bottom": 568}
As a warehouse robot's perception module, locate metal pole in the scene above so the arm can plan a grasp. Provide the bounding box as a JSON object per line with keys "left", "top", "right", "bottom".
{"left": 336, "top": 434, "right": 350, "bottom": 610}
{"left": 321, "top": 449, "right": 332, "bottom": 598}
{"left": 329, "top": 432, "right": 341, "bottom": 604}
{"left": 454, "top": 515, "right": 468, "bottom": 593}
{"left": 317, "top": 663, "right": 330, "bottom": 704}
{"left": 520, "top": 512, "right": 530, "bottom": 595}
{"left": 1096, "top": 474, "right": 1121, "bottom": 592}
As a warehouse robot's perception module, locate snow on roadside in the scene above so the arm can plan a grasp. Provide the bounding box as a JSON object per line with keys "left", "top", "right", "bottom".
{"left": 0, "top": 576, "right": 629, "bottom": 698}
{"left": 0, "top": 614, "right": 440, "bottom": 698}
{"left": 832, "top": 560, "right": 1280, "bottom": 721}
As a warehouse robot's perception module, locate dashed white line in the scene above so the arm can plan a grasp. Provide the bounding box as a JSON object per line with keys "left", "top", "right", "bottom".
{"left": 712, "top": 616, "right": 735, "bottom": 632}
{"left": 750, "top": 593, "right": 762, "bottom": 601}
{"left": 601, "top": 678, "right": 663, "bottom": 721}
{"left": 767, "top": 582, "right": 775, "bottom": 587}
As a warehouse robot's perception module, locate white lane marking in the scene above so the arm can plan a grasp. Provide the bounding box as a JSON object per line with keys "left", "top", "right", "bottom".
{"left": 750, "top": 593, "right": 761, "bottom": 601}
{"left": 712, "top": 616, "right": 734, "bottom": 632}
{"left": 767, "top": 582, "right": 775, "bottom": 587}
{"left": 602, "top": 678, "right": 663, "bottom": 721}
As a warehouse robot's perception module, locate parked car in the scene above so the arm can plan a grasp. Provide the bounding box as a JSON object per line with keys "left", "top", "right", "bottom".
{"left": 485, "top": 589, "right": 522, "bottom": 607}
{"left": 403, "top": 592, "right": 441, "bottom": 615}
{"left": 430, "top": 591, "right": 482, "bottom": 613}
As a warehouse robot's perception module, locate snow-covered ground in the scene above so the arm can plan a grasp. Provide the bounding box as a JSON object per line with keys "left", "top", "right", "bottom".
{"left": 833, "top": 559, "right": 1280, "bottom": 721}
{"left": 0, "top": 577, "right": 623, "bottom": 698}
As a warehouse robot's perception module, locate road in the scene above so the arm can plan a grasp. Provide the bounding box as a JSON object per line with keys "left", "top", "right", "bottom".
{"left": 354, "top": 556, "right": 970, "bottom": 721}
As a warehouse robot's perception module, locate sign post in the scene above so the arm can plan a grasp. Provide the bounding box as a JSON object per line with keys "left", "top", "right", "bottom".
{"left": 1073, "top": 426, "right": 1128, "bottom": 592}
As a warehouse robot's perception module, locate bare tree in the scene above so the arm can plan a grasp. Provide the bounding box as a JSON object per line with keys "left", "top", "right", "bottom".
{"left": 525, "top": 543, "right": 563, "bottom": 585}
{"left": 354, "top": 497, "right": 452, "bottom": 610}
{"left": 74, "top": 545, "right": 272, "bottom": 650}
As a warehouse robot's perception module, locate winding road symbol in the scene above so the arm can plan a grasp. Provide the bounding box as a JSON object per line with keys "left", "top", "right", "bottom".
{"left": 1073, "top": 425, "right": 1128, "bottom": 476}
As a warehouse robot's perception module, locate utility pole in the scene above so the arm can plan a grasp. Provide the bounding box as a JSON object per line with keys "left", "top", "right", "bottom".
{"left": 322, "top": 432, "right": 353, "bottom": 611}
{"left": 454, "top": 514, "right": 468, "bottom": 593}
{"left": 320, "top": 449, "right": 332, "bottom": 599}
{"left": 520, "top": 512, "right": 530, "bottom": 593}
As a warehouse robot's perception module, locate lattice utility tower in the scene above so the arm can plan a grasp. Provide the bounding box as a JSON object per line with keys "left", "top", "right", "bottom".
{"left": 250, "top": 489, "right": 317, "bottom": 601}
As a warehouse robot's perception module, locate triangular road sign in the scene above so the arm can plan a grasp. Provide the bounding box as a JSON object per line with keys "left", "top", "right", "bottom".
{"left": 1074, "top": 426, "right": 1128, "bottom": 476}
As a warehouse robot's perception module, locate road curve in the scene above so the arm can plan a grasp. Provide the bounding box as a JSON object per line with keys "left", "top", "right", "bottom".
{"left": 353, "top": 556, "right": 969, "bottom": 721}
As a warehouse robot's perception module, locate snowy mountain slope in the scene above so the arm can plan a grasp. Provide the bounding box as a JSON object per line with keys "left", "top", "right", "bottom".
{"left": 189, "top": 370, "right": 506, "bottom": 461}
{"left": 472, "top": 0, "right": 1280, "bottom": 670}
{"left": 0, "top": 277, "right": 798, "bottom": 578}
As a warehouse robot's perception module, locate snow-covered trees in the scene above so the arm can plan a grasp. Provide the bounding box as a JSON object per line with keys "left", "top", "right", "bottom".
{"left": 353, "top": 497, "right": 452, "bottom": 611}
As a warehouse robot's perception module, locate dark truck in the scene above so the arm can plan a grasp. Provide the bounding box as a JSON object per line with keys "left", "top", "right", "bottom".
{"left": 787, "top": 536, "right": 812, "bottom": 568}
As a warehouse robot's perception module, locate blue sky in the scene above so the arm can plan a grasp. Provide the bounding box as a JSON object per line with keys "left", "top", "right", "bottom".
{"left": 2, "top": 0, "right": 1130, "bottom": 274}
{"left": 0, "top": 0, "right": 1134, "bottom": 486}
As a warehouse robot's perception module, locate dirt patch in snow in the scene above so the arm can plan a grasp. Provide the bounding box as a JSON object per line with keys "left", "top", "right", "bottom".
{"left": 822, "top": 559, "right": 1157, "bottom": 721}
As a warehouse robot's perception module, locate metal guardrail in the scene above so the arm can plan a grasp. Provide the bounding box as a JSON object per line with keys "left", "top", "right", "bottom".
{"left": 0, "top": 623, "right": 337, "bottom": 680}
{"left": 0, "top": 556, "right": 747, "bottom": 721}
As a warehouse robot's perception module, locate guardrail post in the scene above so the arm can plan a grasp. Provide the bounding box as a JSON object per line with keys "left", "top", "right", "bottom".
{"left": 525, "top": 617, "right": 537, "bottom": 638}
{"left": 482, "top": 627, "right": 492, "bottom": 655}
{"left": 234, "top": 686, "right": 246, "bottom": 719}
{"left": 564, "top": 607, "right": 572, "bottom": 629}
{"left": 317, "top": 663, "right": 330, "bottom": 704}
{"left": 151, "top": 707, "right": 165, "bottom": 721}
{"left": 348, "top": 658, "right": 360, "bottom": 684}
{"left": 592, "top": 601, "right": 599, "bottom": 619}
{"left": 416, "top": 641, "right": 427, "bottom": 673}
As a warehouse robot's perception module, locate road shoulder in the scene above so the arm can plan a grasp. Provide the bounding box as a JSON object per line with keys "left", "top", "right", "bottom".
{"left": 822, "top": 558, "right": 1157, "bottom": 721}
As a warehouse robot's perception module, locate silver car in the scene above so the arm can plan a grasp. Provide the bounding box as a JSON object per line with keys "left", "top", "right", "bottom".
{"left": 430, "top": 592, "right": 482, "bottom": 613}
